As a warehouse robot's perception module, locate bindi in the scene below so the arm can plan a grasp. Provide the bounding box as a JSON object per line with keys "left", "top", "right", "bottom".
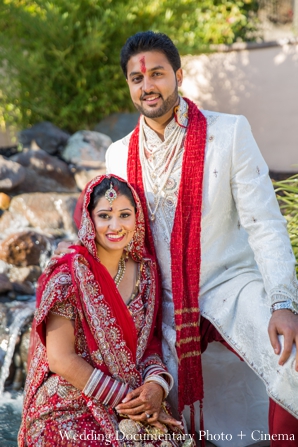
{"left": 139, "top": 56, "right": 146, "bottom": 74}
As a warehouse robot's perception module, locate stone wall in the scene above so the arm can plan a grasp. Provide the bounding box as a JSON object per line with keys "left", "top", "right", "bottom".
{"left": 181, "top": 39, "right": 298, "bottom": 173}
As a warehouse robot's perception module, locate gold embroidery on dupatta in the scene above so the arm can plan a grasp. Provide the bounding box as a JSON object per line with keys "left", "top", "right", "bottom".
{"left": 73, "top": 256, "right": 141, "bottom": 388}
{"left": 34, "top": 269, "right": 72, "bottom": 324}
{"left": 135, "top": 262, "right": 156, "bottom": 363}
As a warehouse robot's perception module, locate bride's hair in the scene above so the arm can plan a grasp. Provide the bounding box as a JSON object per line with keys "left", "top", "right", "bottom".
{"left": 88, "top": 177, "right": 136, "bottom": 213}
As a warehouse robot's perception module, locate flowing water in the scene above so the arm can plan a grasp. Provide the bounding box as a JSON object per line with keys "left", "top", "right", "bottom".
{"left": 0, "top": 300, "right": 35, "bottom": 394}
{"left": 0, "top": 298, "right": 36, "bottom": 446}
{"left": 0, "top": 391, "right": 23, "bottom": 446}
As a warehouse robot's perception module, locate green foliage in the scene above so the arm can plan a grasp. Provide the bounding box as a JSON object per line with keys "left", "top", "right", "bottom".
{"left": 274, "top": 175, "right": 298, "bottom": 274}
{"left": 0, "top": 0, "right": 260, "bottom": 132}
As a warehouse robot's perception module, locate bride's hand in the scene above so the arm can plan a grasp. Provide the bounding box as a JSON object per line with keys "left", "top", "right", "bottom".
{"left": 115, "top": 383, "right": 182, "bottom": 431}
{"left": 115, "top": 382, "right": 163, "bottom": 423}
{"left": 155, "top": 407, "right": 183, "bottom": 432}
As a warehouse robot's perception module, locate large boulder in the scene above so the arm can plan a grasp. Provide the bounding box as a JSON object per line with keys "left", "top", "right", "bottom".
{"left": 0, "top": 208, "right": 30, "bottom": 237}
{"left": 12, "top": 280, "right": 35, "bottom": 295}
{"left": 74, "top": 168, "right": 106, "bottom": 191}
{"left": 0, "top": 156, "right": 26, "bottom": 190}
{"left": 10, "top": 148, "right": 77, "bottom": 193}
{"left": 0, "top": 192, "right": 79, "bottom": 238}
{"left": 18, "top": 121, "right": 70, "bottom": 155}
{"left": 61, "top": 130, "right": 111, "bottom": 168}
{"left": 94, "top": 112, "right": 139, "bottom": 142}
{"left": 9, "top": 265, "right": 42, "bottom": 283}
{"left": 0, "top": 260, "right": 9, "bottom": 274}
{"left": 0, "top": 231, "right": 49, "bottom": 267}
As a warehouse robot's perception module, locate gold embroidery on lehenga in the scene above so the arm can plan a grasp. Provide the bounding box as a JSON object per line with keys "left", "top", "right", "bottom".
{"left": 36, "top": 375, "right": 81, "bottom": 403}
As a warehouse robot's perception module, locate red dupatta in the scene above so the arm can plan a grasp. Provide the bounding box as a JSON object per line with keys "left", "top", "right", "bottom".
{"left": 127, "top": 98, "right": 207, "bottom": 412}
{"left": 35, "top": 247, "right": 138, "bottom": 363}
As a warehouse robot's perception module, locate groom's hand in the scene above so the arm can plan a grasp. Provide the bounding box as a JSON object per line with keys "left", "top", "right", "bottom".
{"left": 268, "top": 309, "right": 298, "bottom": 371}
{"left": 53, "top": 240, "right": 80, "bottom": 257}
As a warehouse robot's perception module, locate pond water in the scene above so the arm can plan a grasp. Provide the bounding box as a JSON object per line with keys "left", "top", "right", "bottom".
{"left": 0, "top": 391, "right": 23, "bottom": 447}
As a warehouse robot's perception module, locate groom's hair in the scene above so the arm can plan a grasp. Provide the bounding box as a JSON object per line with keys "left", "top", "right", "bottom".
{"left": 120, "top": 31, "right": 181, "bottom": 78}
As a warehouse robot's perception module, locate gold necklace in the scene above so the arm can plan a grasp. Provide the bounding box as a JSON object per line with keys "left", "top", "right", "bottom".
{"left": 114, "top": 257, "right": 126, "bottom": 287}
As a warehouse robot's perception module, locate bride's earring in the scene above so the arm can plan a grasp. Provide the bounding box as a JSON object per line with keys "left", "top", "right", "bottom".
{"left": 125, "top": 239, "right": 134, "bottom": 260}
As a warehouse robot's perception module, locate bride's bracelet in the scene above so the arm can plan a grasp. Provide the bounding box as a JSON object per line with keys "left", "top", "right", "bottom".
{"left": 144, "top": 374, "right": 171, "bottom": 399}
{"left": 83, "top": 368, "right": 131, "bottom": 407}
{"left": 143, "top": 365, "right": 174, "bottom": 390}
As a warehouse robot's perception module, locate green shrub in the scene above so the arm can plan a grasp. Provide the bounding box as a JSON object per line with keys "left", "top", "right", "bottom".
{"left": 0, "top": 0, "right": 260, "bottom": 132}
{"left": 274, "top": 175, "right": 298, "bottom": 274}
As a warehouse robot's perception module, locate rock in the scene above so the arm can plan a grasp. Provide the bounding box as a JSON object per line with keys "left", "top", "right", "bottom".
{"left": 9, "top": 265, "right": 42, "bottom": 283}
{"left": 94, "top": 112, "right": 139, "bottom": 142}
{"left": 0, "top": 192, "right": 79, "bottom": 238}
{"left": 19, "top": 327, "right": 31, "bottom": 373}
{"left": 12, "top": 280, "right": 35, "bottom": 295}
{"left": 0, "top": 146, "right": 19, "bottom": 158}
{"left": 0, "top": 273, "right": 13, "bottom": 294}
{"left": 0, "top": 209, "right": 30, "bottom": 238}
{"left": 7, "top": 290, "right": 17, "bottom": 300}
{"left": 10, "top": 148, "right": 77, "bottom": 193}
{"left": 0, "top": 155, "right": 26, "bottom": 190}
{"left": 18, "top": 121, "right": 70, "bottom": 155}
{"left": 0, "top": 193, "right": 11, "bottom": 210}
{"left": 62, "top": 130, "right": 111, "bottom": 168}
{"left": 0, "top": 260, "right": 9, "bottom": 274}
{"left": 74, "top": 168, "right": 106, "bottom": 191}
{"left": 0, "top": 231, "right": 49, "bottom": 266}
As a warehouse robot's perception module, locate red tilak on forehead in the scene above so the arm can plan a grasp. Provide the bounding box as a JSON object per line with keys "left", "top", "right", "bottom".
{"left": 139, "top": 56, "right": 146, "bottom": 73}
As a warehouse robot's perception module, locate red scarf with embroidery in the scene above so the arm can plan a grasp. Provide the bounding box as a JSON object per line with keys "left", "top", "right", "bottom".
{"left": 127, "top": 98, "right": 206, "bottom": 412}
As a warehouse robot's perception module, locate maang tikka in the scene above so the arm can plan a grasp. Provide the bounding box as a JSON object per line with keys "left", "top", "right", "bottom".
{"left": 105, "top": 182, "right": 118, "bottom": 204}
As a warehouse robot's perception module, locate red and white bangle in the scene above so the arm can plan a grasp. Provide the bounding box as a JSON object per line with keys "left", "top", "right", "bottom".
{"left": 83, "top": 369, "right": 104, "bottom": 396}
{"left": 83, "top": 369, "right": 131, "bottom": 407}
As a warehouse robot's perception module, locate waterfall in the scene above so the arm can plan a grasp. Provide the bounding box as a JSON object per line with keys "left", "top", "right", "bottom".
{"left": 0, "top": 300, "right": 35, "bottom": 395}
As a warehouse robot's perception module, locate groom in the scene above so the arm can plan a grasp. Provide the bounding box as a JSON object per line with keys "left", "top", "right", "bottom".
{"left": 105, "top": 31, "right": 298, "bottom": 443}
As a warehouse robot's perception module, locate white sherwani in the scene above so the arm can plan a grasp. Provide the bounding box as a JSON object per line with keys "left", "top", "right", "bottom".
{"left": 106, "top": 99, "right": 298, "bottom": 446}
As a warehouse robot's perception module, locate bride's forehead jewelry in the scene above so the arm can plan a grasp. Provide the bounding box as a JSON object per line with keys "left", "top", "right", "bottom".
{"left": 105, "top": 182, "right": 118, "bottom": 204}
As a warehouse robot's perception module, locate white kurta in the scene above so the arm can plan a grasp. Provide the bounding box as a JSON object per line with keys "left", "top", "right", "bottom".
{"left": 106, "top": 101, "right": 298, "bottom": 446}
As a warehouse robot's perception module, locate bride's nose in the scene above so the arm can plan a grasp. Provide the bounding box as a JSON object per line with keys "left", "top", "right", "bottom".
{"left": 108, "top": 218, "right": 122, "bottom": 233}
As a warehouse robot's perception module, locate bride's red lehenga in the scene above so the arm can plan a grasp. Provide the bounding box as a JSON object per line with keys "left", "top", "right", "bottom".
{"left": 18, "top": 175, "right": 184, "bottom": 447}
